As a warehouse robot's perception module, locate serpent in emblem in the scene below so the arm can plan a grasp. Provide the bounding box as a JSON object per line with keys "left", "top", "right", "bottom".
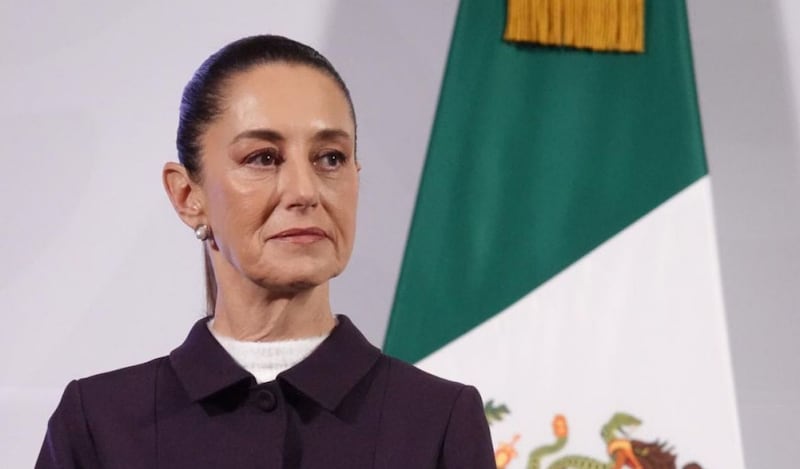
{"left": 487, "top": 403, "right": 704, "bottom": 469}
{"left": 527, "top": 413, "right": 641, "bottom": 469}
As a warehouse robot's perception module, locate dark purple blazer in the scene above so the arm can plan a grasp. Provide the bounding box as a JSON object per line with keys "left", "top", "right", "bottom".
{"left": 36, "top": 315, "right": 495, "bottom": 468}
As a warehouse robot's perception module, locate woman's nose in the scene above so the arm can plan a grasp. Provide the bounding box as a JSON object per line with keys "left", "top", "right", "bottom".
{"left": 277, "top": 156, "right": 320, "bottom": 210}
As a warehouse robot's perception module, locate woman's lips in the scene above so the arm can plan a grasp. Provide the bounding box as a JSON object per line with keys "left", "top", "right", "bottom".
{"left": 269, "top": 227, "right": 328, "bottom": 244}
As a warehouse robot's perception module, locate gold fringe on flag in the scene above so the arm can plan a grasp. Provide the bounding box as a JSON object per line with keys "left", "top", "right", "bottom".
{"left": 504, "top": 0, "right": 645, "bottom": 53}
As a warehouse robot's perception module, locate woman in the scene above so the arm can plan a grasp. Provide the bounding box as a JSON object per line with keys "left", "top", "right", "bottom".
{"left": 36, "top": 35, "right": 495, "bottom": 468}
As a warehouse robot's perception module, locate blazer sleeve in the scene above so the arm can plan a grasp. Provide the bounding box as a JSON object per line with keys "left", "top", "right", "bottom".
{"left": 438, "top": 385, "right": 496, "bottom": 468}
{"left": 36, "top": 380, "right": 100, "bottom": 469}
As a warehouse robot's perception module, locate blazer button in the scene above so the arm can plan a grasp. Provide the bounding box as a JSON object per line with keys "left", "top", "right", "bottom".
{"left": 256, "top": 389, "right": 277, "bottom": 412}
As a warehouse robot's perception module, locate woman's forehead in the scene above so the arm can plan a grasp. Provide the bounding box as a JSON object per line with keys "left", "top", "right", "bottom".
{"left": 220, "top": 63, "right": 354, "bottom": 133}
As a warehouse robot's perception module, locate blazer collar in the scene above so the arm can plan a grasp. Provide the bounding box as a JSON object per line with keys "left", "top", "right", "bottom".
{"left": 169, "top": 316, "right": 252, "bottom": 402}
{"left": 279, "top": 315, "right": 381, "bottom": 412}
{"left": 169, "top": 315, "right": 381, "bottom": 411}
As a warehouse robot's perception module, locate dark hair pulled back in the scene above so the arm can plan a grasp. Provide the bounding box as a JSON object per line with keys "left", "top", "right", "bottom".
{"left": 176, "top": 35, "right": 356, "bottom": 315}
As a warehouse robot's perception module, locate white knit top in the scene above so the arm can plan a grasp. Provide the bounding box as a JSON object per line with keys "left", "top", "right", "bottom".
{"left": 207, "top": 321, "right": 328, "bottom": 384}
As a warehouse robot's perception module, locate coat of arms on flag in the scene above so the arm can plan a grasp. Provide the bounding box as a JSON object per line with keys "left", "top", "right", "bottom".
{"left": 489, "top": 403, "right": 703, "bottom": 469}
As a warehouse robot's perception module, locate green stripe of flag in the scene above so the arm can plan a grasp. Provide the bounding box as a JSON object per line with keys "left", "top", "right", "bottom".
{"left": 385, "top": 0, "right": 706, "bottom": 363}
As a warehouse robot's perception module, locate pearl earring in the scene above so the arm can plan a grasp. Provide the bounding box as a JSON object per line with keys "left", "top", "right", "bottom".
{"left": 195, "top": 224, "right": 210, "bottom": 241}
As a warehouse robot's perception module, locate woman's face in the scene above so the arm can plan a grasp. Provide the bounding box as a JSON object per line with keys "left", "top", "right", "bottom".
{"left": 197, "top": 63, "right": 358, "bottom": 293}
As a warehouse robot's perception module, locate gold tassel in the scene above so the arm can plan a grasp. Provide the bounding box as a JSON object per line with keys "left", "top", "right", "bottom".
{"left": 504, "top": 0, "right": 644, "bottom": 53}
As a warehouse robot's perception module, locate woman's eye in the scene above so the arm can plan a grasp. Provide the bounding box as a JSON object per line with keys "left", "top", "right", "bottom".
{"left": 245, "top": 149, "right": 280, "bottom": 166}
{"left": 316, "top": 151, "right": 347, "bottom": 170}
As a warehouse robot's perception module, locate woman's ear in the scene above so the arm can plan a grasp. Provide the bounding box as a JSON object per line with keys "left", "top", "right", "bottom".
{"left": 163, "top": 162, "right": 205, "bottom": 230}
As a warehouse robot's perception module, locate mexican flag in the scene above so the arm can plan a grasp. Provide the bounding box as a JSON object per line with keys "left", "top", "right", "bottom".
{"left": 384, "top": 1, "right": 745, "bottom": 468}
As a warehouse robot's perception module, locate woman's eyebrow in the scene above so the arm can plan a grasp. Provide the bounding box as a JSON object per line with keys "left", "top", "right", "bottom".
{"left": 230, "top": 127, "right": 352, "bottom": 145}
{"left": 313, "top": 128, "right": 352, "bottom": 142}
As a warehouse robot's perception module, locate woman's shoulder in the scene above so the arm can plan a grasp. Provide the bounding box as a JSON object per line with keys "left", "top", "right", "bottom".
{"left": 379, "top": 353, "right": 470, "bottom": 396}
{"left": 39, "top": 357, "right": 175, "bottom": 468}
{"left": 371, "top": 354, "right": 495, "bottom": 466}
{"left": 376, "top": 353, "right": 485, "bottom": 416}
{"left": 75, "top": 356, "right": 167, "bottom": 394}
{"left": 62, "top": 356, "right": 169, "bottom": 422}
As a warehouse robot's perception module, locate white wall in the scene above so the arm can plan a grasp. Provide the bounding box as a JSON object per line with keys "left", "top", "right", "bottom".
{"left": 688, "top": 1, "right": 800, "bottom": 466}
{"left": 1, "top": 0, "right": 797, "bottom": 466}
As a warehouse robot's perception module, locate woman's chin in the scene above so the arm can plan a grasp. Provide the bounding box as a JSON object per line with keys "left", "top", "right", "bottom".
{"left": 253, "top": 268, "right": 336, "bottom": 294}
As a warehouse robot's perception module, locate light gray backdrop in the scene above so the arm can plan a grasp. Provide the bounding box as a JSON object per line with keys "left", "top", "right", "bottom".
{"left": 0, "top": 1, "right": 797, "bottom": 467}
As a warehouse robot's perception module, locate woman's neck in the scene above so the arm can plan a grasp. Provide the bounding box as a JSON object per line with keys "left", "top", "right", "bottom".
{"left": 211, "top": 281, "right": 336, "bottom": 342}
